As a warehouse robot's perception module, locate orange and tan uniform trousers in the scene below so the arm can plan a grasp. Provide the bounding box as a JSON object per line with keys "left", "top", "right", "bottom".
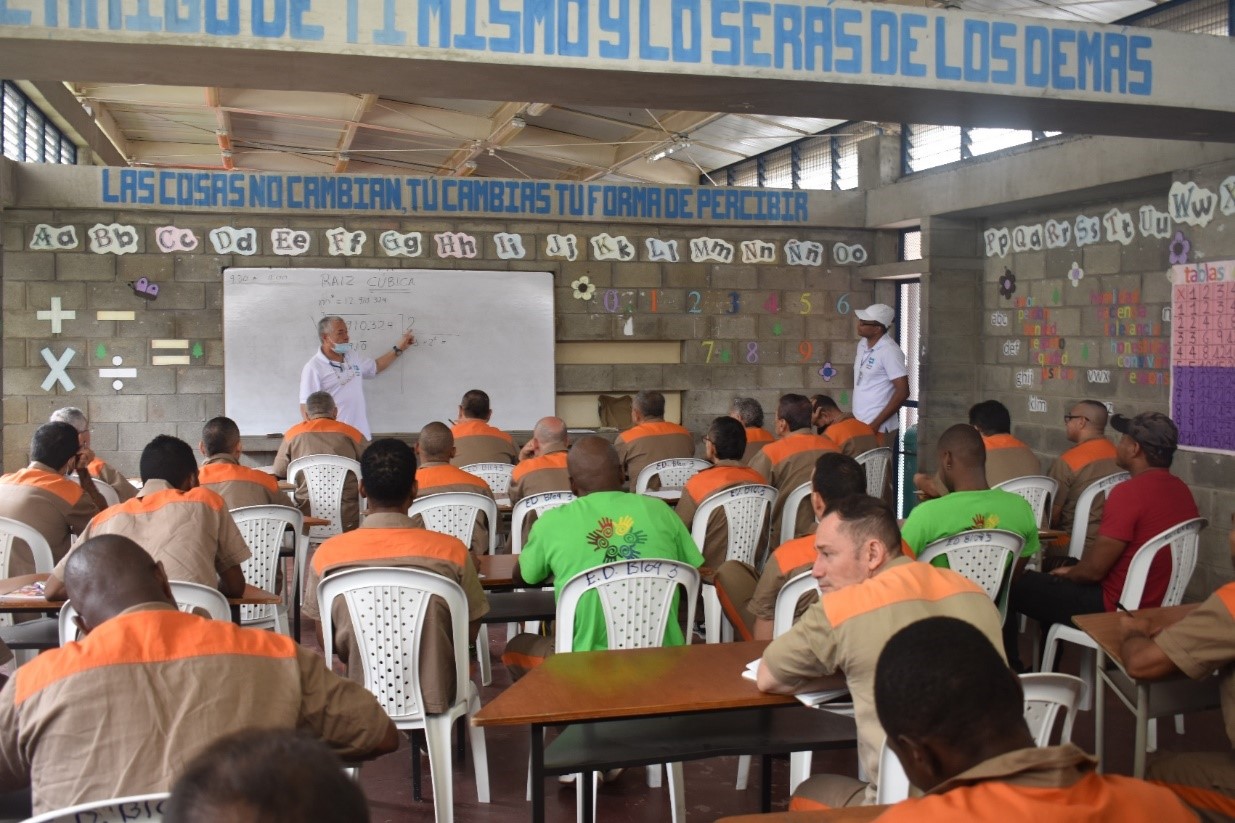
{"left": 273, "top": 418, "right": 366, "bottom": 532}
{"left": 303, "top": 513, "right": 489, "bottom": 711}
{"left": 0, "top": 602, "right": 395, "bottom": 815}
{"left": 763, "top": 556, "right": 1004, "bottom": 807}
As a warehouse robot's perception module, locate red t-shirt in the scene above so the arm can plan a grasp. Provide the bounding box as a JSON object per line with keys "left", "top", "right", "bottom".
{"left": 1098, "top": 468, "right": 1198, "bottom": 611}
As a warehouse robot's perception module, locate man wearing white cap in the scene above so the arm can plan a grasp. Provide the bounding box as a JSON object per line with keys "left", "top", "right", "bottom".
{"left": 853, "top": 303, "right": 909, "bottom": 438}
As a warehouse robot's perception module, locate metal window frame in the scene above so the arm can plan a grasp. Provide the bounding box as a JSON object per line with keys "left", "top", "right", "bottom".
{"left": 1, "top": 80, "right": 77, "bottom": 165}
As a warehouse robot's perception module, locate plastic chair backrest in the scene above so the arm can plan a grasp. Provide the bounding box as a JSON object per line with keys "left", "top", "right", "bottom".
{"left": 318, "top": 567, "right": 468, "bottom": 725}
{"left": 460, "top": 463, "right": 515, "bottom": 502}
{"left": 1066, "top": 471, "right": 1130, "bottom": 559}
{"left": 59, "top": 584, "right": 231, "bottom": 645}
{"left": 634, "top": 458, "right": 710, "bottom": 494}
{"left": 855, "top": 447, "right": 892, "bottom": 498}
{"left": 993, "top": 475, "right": 1059, "bottom": 529}
{"left": 1120, "top": 517, "right": 1206, "bottom": 609}
{"left": 68, "top": 473, "right": 120, "bottom": 507}
{"left": 773, "top": 570, "right": 819, "bottom": 637}
{"left": 555, "top": 560, "right": 700, "bottom": 653}
{"left": 875, "top": 739, "right": 912, "bottom": 804}
{"left": 287, "top": 454, "right": 360, "bottom": 542}
{"left": 690, "top": 484, "right": 777, "bottom": 568}
{"left": 230, "top": 504, "right": 304, "bottom": 625}
{"left": 917, "top": 529, "right": 1025, "bottom": 623}
{"left": 21, "top": 792, "right": 169, "bottom": 823}
{"left": 1020, "top": 672, "right": 1083, "bottom": 746}
{"left": 509, "top": 491, "right": 575, "bottom": 555}
{"left": 407, "top": 491, "right": 499, "bottom": 554}
{"left": 778, "top": 482, "right": 814, "bottom": 543}
{"left": 0, "top": 516, "right": 54, "bottom": 576}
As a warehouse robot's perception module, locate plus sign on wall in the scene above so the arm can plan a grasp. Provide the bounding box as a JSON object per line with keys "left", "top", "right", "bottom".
{"left": 36, "top": 297, "right": 76, "bottom": 334}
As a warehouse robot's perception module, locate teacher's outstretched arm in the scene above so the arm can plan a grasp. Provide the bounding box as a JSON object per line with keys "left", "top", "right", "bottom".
{"left": 374, "top": 329, "right": 416, "bottom": 374}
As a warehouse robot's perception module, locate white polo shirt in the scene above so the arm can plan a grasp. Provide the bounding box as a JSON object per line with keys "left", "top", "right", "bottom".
{"left": 853, "top": 335, "right": 908, "bottom": 433}
{"left": 299, "top": 350, "right": 377, "bottom": 439}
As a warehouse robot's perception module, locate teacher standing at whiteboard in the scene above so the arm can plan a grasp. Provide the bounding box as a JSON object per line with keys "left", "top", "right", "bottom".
{"left": 299, "top": 316, "right": 415, "bottom": 440}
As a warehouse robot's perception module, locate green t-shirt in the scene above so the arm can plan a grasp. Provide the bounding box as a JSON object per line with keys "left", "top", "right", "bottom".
{"left": 518, "top": 490, "right": 706, "bottom": 652}
{"left": 901, "top": 488, "right": 1041, "bottom": 560}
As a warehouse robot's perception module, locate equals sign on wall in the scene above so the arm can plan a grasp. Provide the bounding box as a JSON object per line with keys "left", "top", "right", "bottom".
{"left": 151, "top": 339, "right": 191, "bottom": 366}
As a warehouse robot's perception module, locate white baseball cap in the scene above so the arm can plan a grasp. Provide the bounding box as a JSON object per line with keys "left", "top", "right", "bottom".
{"left": 855, "top": 303, "right": 895, "bottom": 328}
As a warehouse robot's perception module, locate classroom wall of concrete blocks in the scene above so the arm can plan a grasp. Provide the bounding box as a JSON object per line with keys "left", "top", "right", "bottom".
{"left": 2, "top": 144, "right": 1235, "bottom": 598}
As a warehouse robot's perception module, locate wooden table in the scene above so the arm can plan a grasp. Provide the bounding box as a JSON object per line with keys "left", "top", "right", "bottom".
{"left": 475, "top": 554, "right": 556, "bottom": 626}
{"left": 477, "top": 554, "right": 518, "bottom": 589}
{"left": 1075, "top": 604, "right": 1221, "bottom": 777}
{"left": 474, "top": 640, "right": 855, "bottom": 822}
{"left": 718, "top": 808, "right": 888, "bottom": 823}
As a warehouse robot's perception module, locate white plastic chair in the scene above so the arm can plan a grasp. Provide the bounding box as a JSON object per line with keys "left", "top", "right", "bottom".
{"left": 510, "top": 491, "right": 576, "bottom": 555}
{"left": 778, "top": 481, "right": 814, "bottom": 544}
{"left": 287, "top": 454, "right": 360, "bottom": 546}
{"left": 59, "top": 583, "right": 231, "bottom": 644}
{"left": 873, "top": 672, "right": 1083, "bottom": 804}
{"left": 408, "top": 492, "right": 499, "bottom": 554}
{"left": 554, "top": 560, "right": 700, "bottom": 823}
{"left": 461, "top": 462, "right": 515, "bottom": 506}
{"left": 994, "top": 475, "right": 1059, "bottom": 529}
{"left": 319, "top": 567, "right": 489, "bottom": 823}
{"left": 230, "top": 504, "right": 305, "bottom": 635}
{"left": 855, "top": 447, "right": 892, "bottom": 498}
{"left": 69, "top": 473, "right": 120, "bottom": 506}
{"left": 918, "top": 529, "right": 1025, "bottom": 625}
{"left": 0, "top": 517, "right": 58, "bottom": 658}
{"left": 21, "top": 792, "right": 169, "bottom": 823}
{"left": 690, "top": 484, "right": 777, "bottom": 644}
{"left": 1065, "top": 471, "right": 1130, "bottom": 560}
{"left": 1042, "top": 517, "right": 1206, "bottom": 713}
{"left": 634, "top": 458, "right": 710, "bottom": 499}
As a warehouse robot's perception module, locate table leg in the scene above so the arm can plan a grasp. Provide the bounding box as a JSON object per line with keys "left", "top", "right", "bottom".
{"left": 1094, "top": 648, "right": 1106, "bottom": 772}
{"left": 760, "top": 755, "right": 773, "bottom": 812}
{"left": 1134, "top": 684, "right": 1149, "bottom": 779}
{"left": 292, "top": 556, "right": 302, "bottom": 642}
{"left": 530, "top": 724, "right": 545, "bottom": 823}
{"left": 229, "top": 603, "right": 241, "bottom": 624}
{"left": 580, "top": 770, "right": 595, "bottom": 823}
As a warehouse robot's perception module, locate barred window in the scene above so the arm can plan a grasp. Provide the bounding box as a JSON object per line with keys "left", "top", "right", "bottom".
{"left": 1, "top": 81, "right": 77, "bottom": 165}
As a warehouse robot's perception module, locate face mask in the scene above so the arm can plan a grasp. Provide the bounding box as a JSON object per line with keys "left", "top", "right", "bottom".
{"left": 332, "top": 342, "right": 352, "bottom": 354}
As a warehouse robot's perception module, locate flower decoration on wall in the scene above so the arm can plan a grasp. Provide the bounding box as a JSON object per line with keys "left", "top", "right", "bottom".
{"left": 998, "top": 268, "right": 1017, "bottom": 299}
{"left": 1068, "top": 262, "right": 1085, "bottom": 288}
{"left": 819, "top": 362, "right": 837, "bottom": 382}
{"left": 1168, "top": 231, "right": 1191, "bottom": 266}
{"left": 571, "top": 275, "right": 596, "bottom": 301}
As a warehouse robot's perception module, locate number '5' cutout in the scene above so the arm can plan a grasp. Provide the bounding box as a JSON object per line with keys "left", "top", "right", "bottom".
{"left": 799, "top": 293, "right": 812, "bottom": 315}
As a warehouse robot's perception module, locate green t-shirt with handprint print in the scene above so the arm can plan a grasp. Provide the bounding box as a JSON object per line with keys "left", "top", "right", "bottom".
{"left": 901, "top": 488, "right": 1041, "bottom": 561}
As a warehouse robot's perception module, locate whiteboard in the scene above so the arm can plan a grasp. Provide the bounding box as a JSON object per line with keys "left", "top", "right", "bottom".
{"left": 223, "top": 268, "right": 555, "bottom": 435}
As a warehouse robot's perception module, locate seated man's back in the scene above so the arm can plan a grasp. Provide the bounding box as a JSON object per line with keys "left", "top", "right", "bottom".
{"left": 982, "top": 432, "right": 1042, "bottom": 486}
{"left": 901, "top": 487, "right": 1041, "bottom": 560}
{"left": 450, "top": 389, "right": 517, "bottom": 466}
{"left": 198, "top": 416, "right": 295, "bottom": 511}
{"left": 675, "top": 417, "right": 766, "bottom": 568}
{"left": 414, "top": 423, "right": 495, "bottom": 555}
{"left": 0, "top": 535, "right": 396, "bottom": 815}
{"left": 509, "top": 416, "right": 571, "bottom": 507}
{"left": 614, "top": 390, "right": 695, "bottom": 487}
{"left": 273, "top": 392, "right": 366, "bottom": 532}
{"left": 750, "top": 395, "right": 840, "bottom": 543}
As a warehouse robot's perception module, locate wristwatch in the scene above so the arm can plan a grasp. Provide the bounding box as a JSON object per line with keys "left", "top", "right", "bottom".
{"left": 392, "top": 345, "right": 403, "bottom": 356}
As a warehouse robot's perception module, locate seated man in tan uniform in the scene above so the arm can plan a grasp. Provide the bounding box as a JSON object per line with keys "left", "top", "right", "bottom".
{"left": 509, "top": 416, "right": 571, "bottom": 507}
{"left": 853, "top": 617, "right": 1201, "bottom": 822}
{"left": 811, "top": 394, "right": 881, "bottom": 457}
{"left": 1049, "top": 400, "right": 1120, "bottom": 551}
{"left": 45, "top": 435, "right": 251, "bottom": 600}
{"left": 450, "top": 389, "right": 518, "bottom": 467}
{"left": 198, "top": 417, "right": 295, "bottom": 511}
{"left": 915, "top": 400, "right": 1041, "bottom": 498}
{"left": 0, "top": 535, "right": 397, "bottom": 815}
{"left": 757, "top": 495, "right": 1004, "bottom": 807}
{"left": 273, "top": 391, "right": 365, "bottom": 532}
{"left": 674, "top": 417, "right": 766, "bottom": 569}
{"left": 749, "top": 394, "right": 839, "bottom": 543}
{"left": 729, "top": 397, "right": 774, "bottom": 465}
{"left": 304, "top": 438, "right": 488, "bottom": 703}
{"left": 615, "top": 390, "right": 695, "bottom": 487}
{"left": 0, "top": 422, "right": 104, "bottom": 575}
{"left": 412, "top": 423, "right": 495, "bottom": 555}
{"left": 50, "top": 407, "right": 136, "bottom": 503}
{"left": 715, "top": 452, "right": 867, "bottom": 640}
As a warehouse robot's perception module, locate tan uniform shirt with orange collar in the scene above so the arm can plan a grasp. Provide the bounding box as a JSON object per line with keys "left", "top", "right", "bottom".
{"left": 614, "top": 419, "right": 696, "bottom": 487}
{"left": 982, "top": 433, "right": 1042, "bottom": 487}
{"left": 762, "top": 556, "right": 1004, "bottom": 805}
{"left": 0, "top": 602, "right": 395, "bottom": 815}
{"left": 0, "top": 462, "right": 98, "bottom": 574}
{"left": 198, "top": 453, "right": 295, "bottom": 511}
{"left": 869, "top": 744, "right": 1198, "bottom": 822}
{"left": 748, "top": 429, "right": 839, "bottom": 543}
{"left": 1048, "top": 437, "right": 1120, "bottom": 550}
{"left": 741, "top": 427, "right": 775, "bottom": 465}
{"left": 86, "top": 458, "right": 137, "bottom": 503}
{"left": 450, "top": 419, "right": 518, "bottom": 467}
{"left": 412, "top": 462, "right": 495, "bottom": 555}
{"left": 823, "top": 415, "right": 882, "bottom": 458}
{"left": 1154, "top": 582, "right": 1235, "bottom": 754}
{"left": 508, "top": 446, "right": 570, "bottom": 507}
{"left": 303, "top": 514, "right": 488, "bottom": 713}
{"left": 674, "top": 460, "right": 767, "bottom": 568}
{"left": 273, "top": 418, "right": 367, "bottom": 532}
{"left": 50, "top": 480, "right": 251, "bottom": 590}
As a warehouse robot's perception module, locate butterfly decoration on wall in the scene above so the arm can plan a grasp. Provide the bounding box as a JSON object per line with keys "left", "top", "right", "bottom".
{"left": 128, "top": 278, "right": 160, "bottom": 301}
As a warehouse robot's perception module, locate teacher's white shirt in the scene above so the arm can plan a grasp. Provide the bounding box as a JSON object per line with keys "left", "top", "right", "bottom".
{"left": 299, "top": 350, "right": 378, "bottom": 439}
{"left": 853, "top": 335, "right": 908, "bottom": 434}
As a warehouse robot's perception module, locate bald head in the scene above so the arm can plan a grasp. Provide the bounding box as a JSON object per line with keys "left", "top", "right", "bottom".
{"left": 64, "top": 535, "right": 174, "bottom": 631}
{"left": 567, "top": 436, "right": 624, "bottom": 495}
{"left": 533, "top": 417, "right": 568, "bottom": 450}
{"left": 417, "top": 422, "right": 454, "bottom": 462}
{"left": 937, "top": 423, "right": 988, "bottom": 492}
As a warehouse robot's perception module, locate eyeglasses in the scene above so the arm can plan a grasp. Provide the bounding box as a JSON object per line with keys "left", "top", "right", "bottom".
{"left": 1063, "top": 415, "right": 1089, "bottom": 424}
